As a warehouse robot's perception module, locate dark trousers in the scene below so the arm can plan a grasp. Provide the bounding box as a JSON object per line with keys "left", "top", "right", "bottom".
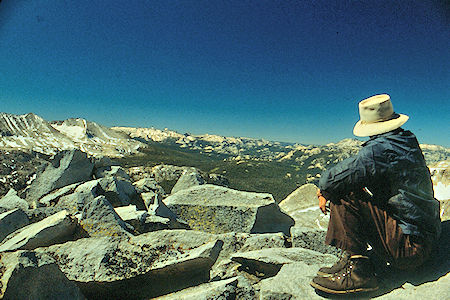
{"left": 325, "top": 194, "right": 432, "bottom": 270}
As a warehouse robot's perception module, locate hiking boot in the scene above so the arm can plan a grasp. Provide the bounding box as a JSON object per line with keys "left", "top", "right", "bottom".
{"left": 310, "top": 255, "right": 379, "bottom": 294}
{"left": 317, "top": 251, "right": 351, "bottom": 276}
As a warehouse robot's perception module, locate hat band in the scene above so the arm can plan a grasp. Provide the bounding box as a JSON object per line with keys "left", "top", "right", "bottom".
{"left": 360, "top": 113, "right": 400, "bottom": 125}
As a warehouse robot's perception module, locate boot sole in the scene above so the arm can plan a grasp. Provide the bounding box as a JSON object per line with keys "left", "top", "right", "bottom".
{"left": 310, "top": 281, "right": 379, "bottom": 294}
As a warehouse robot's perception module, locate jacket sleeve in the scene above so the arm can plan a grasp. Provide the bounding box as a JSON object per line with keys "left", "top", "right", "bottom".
{"left": 318, "top": 146, "right": 377, "bottom": 201}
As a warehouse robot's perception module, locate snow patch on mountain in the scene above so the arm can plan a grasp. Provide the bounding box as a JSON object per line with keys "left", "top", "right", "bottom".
{"left": 430, "top": 161, "right": 450, "bottom": 200}
{"left": 0, "top": 112, "right": 75, "bottom": 153}
{"left": 51, "top": 119, "right": 88, "bottom": 141}
{"left": 0, "top": 113, "right": 143, "bottom": 157}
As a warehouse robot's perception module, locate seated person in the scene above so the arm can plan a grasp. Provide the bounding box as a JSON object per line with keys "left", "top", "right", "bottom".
{"left": 310, "top": 94, "right": 441, "bottom": 294}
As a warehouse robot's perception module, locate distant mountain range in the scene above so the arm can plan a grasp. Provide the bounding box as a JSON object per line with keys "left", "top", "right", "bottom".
{"left": 1, "top": 112, "right": 449, "bottom": 200}
{"left": 112, "top": 126, "right": 449, "bottom": 165}
{"left": 1, "top": 112, "right": 447, "bottom": 163}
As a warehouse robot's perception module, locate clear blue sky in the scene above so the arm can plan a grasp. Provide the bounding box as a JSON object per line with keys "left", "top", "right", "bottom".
{"left": 1, "top": 1, "right": 449, "bottom": 146}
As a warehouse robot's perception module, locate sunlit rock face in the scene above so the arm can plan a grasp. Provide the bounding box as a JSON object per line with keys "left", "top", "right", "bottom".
{"left": 430, "top": 161, "right": 450, "bottom": 201}
{"left": 429, "top": 161, "right": 450, "bottom": 221}
{"left": 164, "top": 184, "right": 294, "bottom": 235}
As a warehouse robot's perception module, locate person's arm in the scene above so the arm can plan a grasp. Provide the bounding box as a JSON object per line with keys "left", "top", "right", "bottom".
{"left": 318, "top": 146, "right": 376, "bottom": 202}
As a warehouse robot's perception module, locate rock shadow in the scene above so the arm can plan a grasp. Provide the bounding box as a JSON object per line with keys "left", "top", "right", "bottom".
{"left": 376, "top": 220, "right": 450, "bottom": 292}
{"left": 407, "top": 220, "right": 450, "bottom": 283}
{"left": 314, "top": 220, "right": 450, "bottom": 299}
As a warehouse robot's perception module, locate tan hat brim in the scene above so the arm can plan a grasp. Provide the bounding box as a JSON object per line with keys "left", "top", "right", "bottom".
{"left": 353, "top": 114, "right": 409, "bottom": 137}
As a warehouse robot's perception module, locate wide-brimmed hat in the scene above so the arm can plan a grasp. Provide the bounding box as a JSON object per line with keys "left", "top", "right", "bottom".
{"left": 353, "top": 94, "right": 409, "bottom": 137}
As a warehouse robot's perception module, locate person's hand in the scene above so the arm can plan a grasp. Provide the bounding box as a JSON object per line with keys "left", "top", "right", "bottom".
{"left": 317, "top": 189, "right": 328, "bottom": 215}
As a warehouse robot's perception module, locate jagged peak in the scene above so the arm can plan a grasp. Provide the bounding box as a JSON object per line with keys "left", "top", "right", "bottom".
{"left": 0, "top": 112, "right": 143, "bottom": 157}
{"left": 0, "top": 111, "right": 44, "bottom": 120}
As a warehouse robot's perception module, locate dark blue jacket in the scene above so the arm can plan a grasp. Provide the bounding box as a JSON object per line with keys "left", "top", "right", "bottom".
{"left": 319, "top": 129, "right": 441, "bottom": 240}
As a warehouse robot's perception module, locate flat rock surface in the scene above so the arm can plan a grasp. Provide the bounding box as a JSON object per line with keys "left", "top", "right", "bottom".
{"left": 279, "top": 184, "right": 330, "bottom": 230}
{"left": 166, "top": 184, "right": 274, "bottom": 207}
{"left": 279, "top": 183, "right": 319, "bottom": 213}
{"left": 379, "top": 272, "right": 450, "bottom": 299}
{"left": 164, "top": 185, "right": 294, "bottom": 234}
{"left": 259, "top": 262, "right": 325, "bottom": 299}
{"left": 25, "top": 206, "right": 65, "bottom": 223}
{"left": 288, "top": 206, "right": 330, "bottom": 230}
{"left": 38, "top": 230, "right": 223, "bottom": 299}
{"left": 0, "top": 210, "right": 76, "bottom": 252}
